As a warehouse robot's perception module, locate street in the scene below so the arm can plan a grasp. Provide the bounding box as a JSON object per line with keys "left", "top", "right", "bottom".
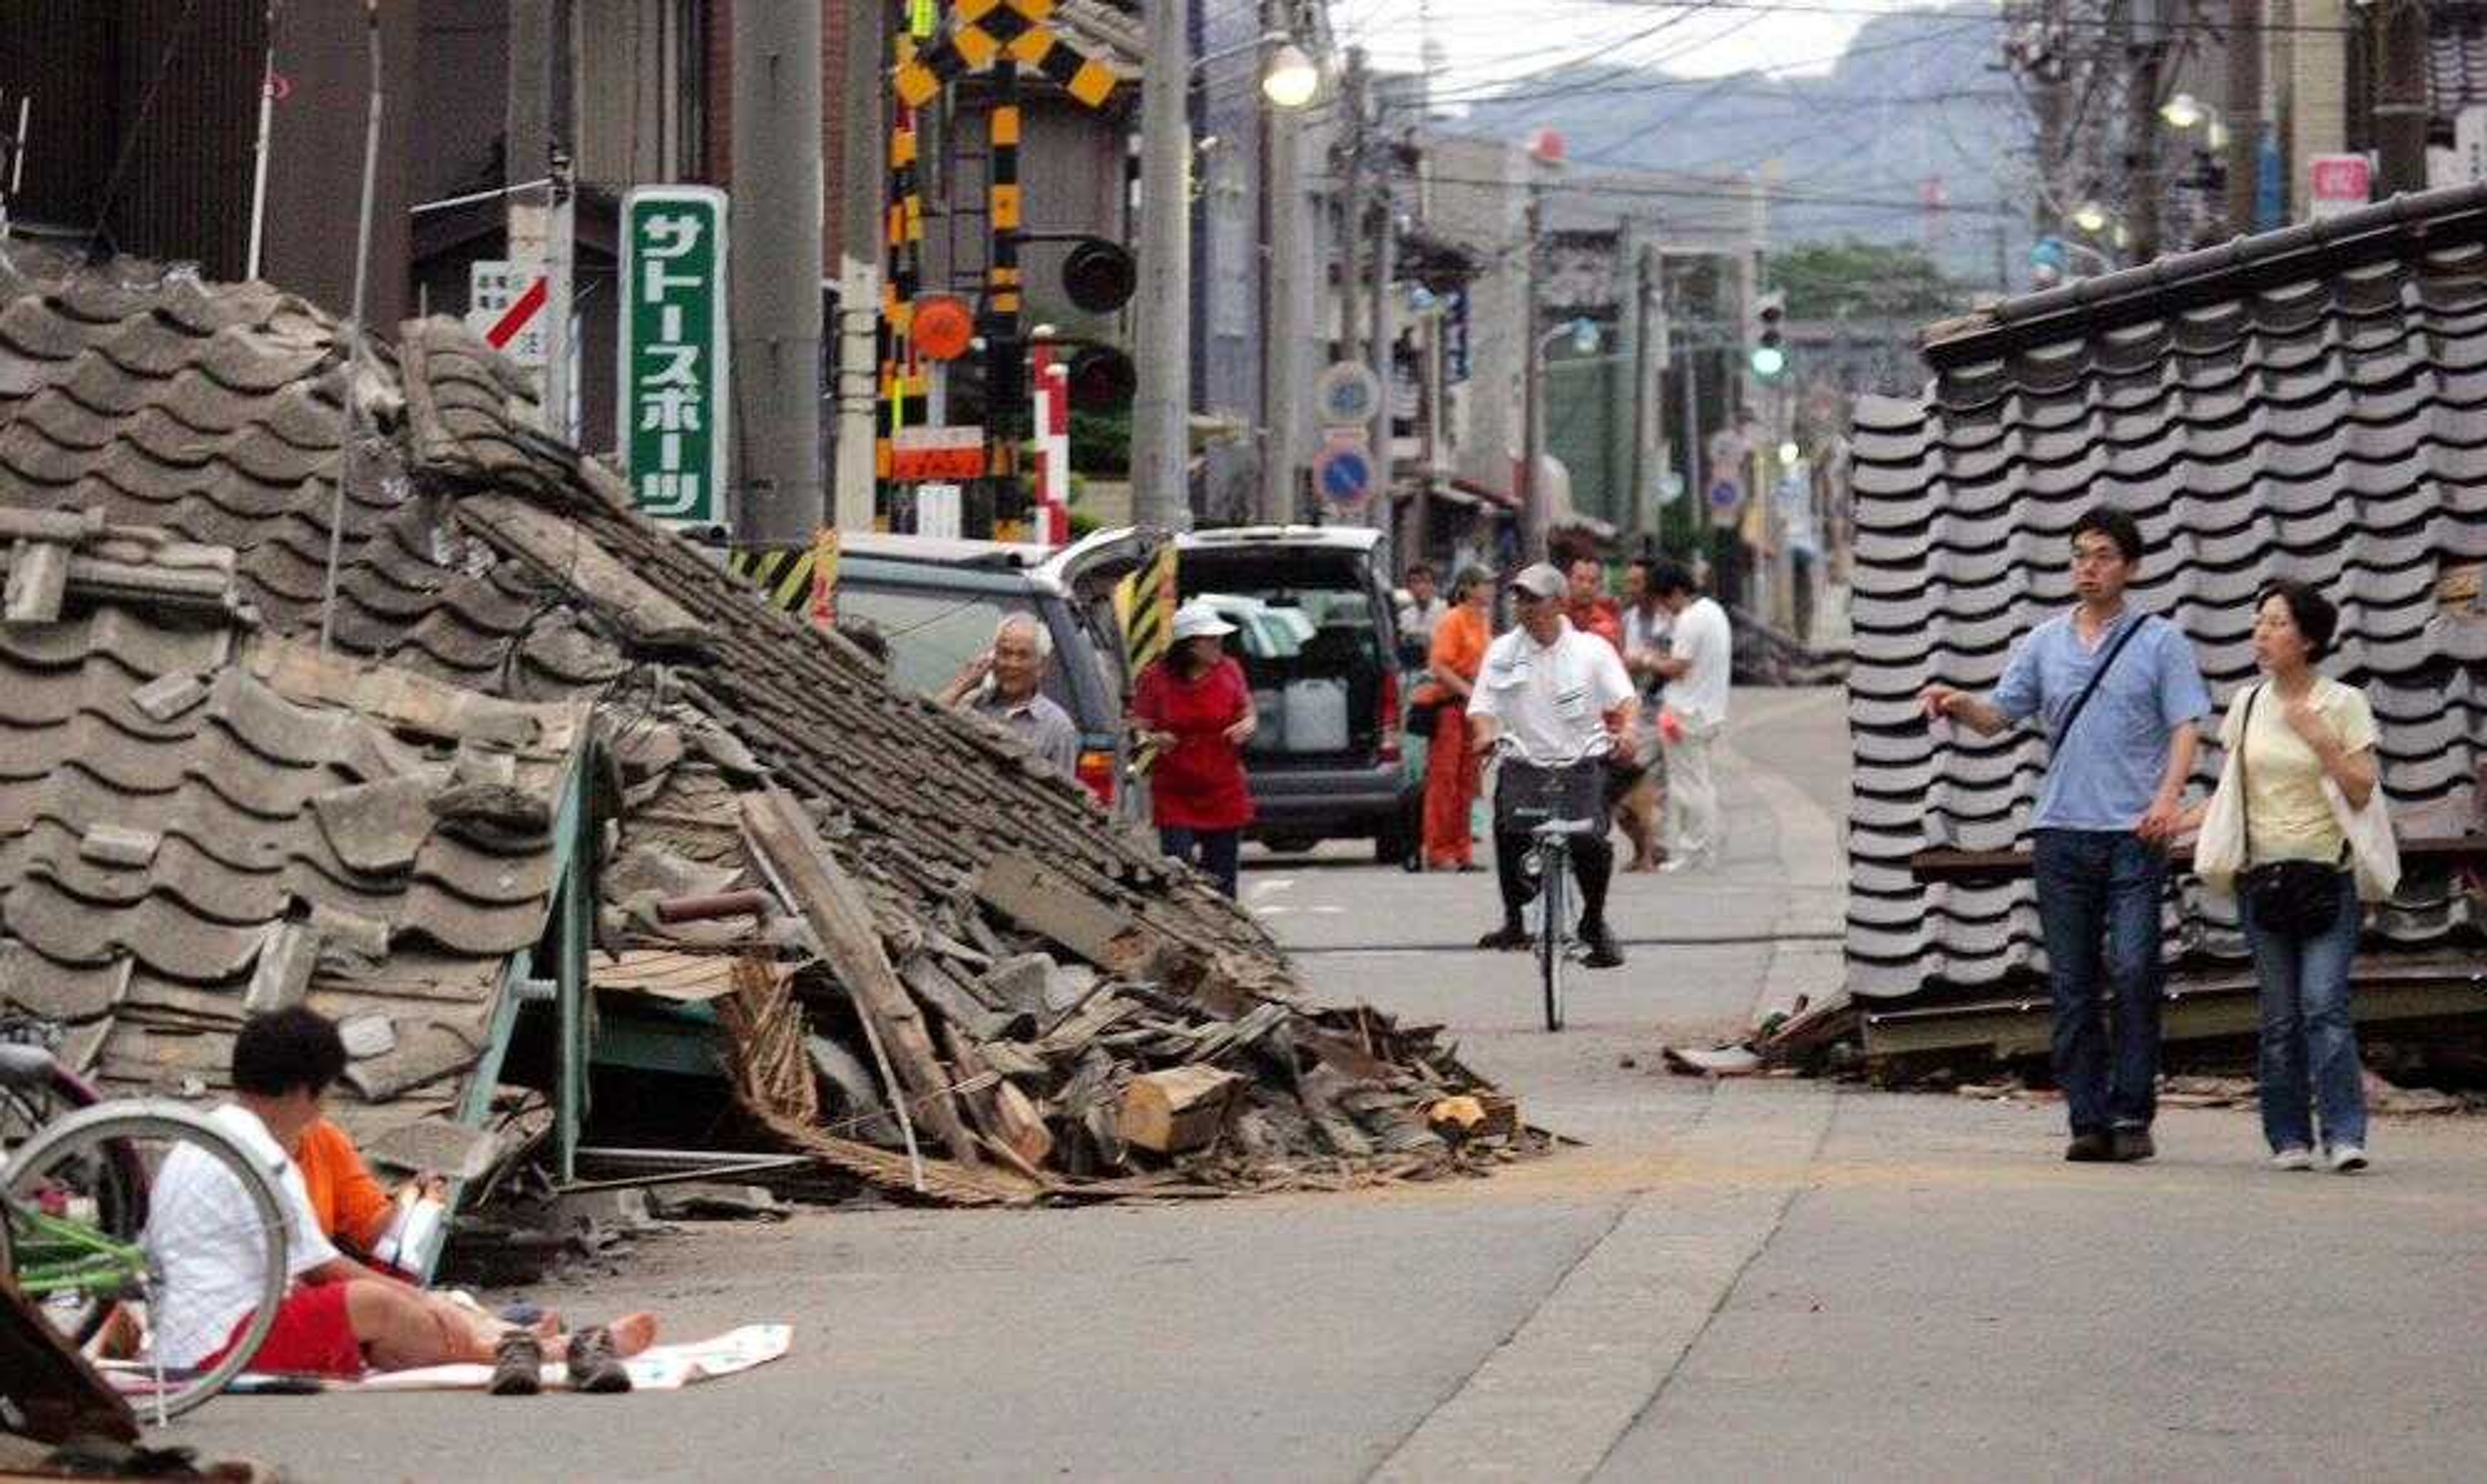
{"left": 161, "top": 690, "right": 2487, "bottom": 1483}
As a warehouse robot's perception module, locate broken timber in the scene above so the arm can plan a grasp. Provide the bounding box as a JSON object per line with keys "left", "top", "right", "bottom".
{"left": 1120, "top": 1066, "right": 1244, "bottom": 1154}
{"left": 740, "top": 788, "right": 983, "bottom": 1170}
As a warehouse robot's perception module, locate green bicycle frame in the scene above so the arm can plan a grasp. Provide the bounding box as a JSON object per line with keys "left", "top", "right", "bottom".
{"left": 3, "top": 1193, "right": 144, "bottom": 1301}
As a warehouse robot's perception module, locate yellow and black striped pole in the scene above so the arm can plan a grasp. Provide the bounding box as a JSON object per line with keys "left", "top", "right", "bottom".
{"left": 985, "top": 56, "right": 1025, "bottom": 524}
{"left": 1116, "top": 540, "right": 1179, "bottom": 679}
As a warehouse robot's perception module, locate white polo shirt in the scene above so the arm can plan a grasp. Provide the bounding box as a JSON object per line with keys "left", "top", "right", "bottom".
{"left": 1470, "top": 617, "right": 1636, "bottom": 767}
{"left": 1663, "top": 596, "right": 1732, "bottom": 728}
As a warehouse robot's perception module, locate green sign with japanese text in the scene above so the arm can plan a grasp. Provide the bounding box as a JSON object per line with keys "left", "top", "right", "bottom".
{"left": 619, "top": 186, "right": 729, "bottom": 526}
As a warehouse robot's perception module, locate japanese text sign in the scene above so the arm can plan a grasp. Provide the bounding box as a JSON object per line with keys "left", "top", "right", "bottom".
{"left": 619, "top": 186, "right": 729, "bottom": 526}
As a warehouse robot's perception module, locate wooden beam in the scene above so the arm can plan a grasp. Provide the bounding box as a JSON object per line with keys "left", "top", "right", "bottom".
{"left": 740, "top": 787, "right": 984, "bottom": 1166}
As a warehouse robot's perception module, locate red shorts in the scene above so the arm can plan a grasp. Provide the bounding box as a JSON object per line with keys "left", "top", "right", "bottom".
{"left": 201, "top": 1282, "right": 366, "bottom": 1379}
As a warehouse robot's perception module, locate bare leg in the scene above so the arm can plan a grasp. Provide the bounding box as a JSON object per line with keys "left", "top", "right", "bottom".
{"left": 345, "top": 1283, "right": 658, "bottom": 1370}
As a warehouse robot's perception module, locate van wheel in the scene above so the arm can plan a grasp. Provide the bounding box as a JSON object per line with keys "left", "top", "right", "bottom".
{"left": 1374, "top": 815, "right": 1416, "bottom": 867}
{"left": 1262, "top": 835, "right": 1318, "bottom": 856}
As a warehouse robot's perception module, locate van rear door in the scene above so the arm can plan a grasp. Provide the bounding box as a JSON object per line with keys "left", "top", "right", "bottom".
{"left": 1179, "top": 545, "right": 1397, "bottom": 770}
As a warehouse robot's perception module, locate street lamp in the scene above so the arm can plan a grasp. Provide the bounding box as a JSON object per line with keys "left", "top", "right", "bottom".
{"left": 1521, "top": 319, "right": 1600, "bottom": 558}
{"left": 2159, "top": 92, "right": 2206, "bottom": 130}
{"left": 1191, "top": 28, "right": 1320, "bottom": 109}
{"left": 2072, "top": 201, "right": 2111, "bottom": 234}
{"left": 1260, "top": 43, "right": 1321, "bottom": 108}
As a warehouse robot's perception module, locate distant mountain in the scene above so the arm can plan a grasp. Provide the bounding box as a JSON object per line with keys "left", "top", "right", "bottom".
{"left": 1455, "top": 10, "right": 2023, "bottom": 286}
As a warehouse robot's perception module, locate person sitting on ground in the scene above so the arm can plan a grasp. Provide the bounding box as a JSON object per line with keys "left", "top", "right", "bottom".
{"left": 936, "top": 613, "right": 1082, "bottom": 780}
{"left": 145, "top": 1006, "right": 656, "bottom": 1392}
{"left": 1469, "top": 562, "right": 1637, "bottom": 969}
{"left": 293, "top": 1116, "right": 433, "bottom": 1270}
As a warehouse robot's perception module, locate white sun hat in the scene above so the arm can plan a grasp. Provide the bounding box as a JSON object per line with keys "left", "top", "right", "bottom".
{"left": 1170, "top": 600, "right": 1238, "bottom": 641}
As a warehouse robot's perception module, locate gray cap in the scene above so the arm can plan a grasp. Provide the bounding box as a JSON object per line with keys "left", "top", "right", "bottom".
{"left": 1510, "top": 562, "right": 1567, "bottom": 600}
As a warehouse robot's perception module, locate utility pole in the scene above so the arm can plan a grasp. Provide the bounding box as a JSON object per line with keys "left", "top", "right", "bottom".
{"left": 833, "top": 0, "right": 884, "bottom": 532}
{"left": 2373, "top": 0, "right": 2431, "bottom": 195}
{"left": 1259, "top": 0, "right": 1306, "bottom": 526}
{"left": 731, "top": 0, "right": 826, "bottom": 543}
{"left": 2125, "top": 0, "right": 2165, "bottom": 261}
{"left": 1131, "top": 0, "right": 1192, "bottom": 531}
{"left": 2225, "top": 0, "right": 2264, "bottom": 234}
{"left": 505, "top": 2, "right": 577, "bottom": 438}
{"left": 2029, "top": 0, "right": 2068, "bottom": 243}
{"left": 1518, "top": 181, "right": 1547, "bottom": 561}
{"left": 1366, "top": 137, "right": 1396, "bottom": 539}
{"left": 1338, "top": 47, "right": 1368, "bottom": 370}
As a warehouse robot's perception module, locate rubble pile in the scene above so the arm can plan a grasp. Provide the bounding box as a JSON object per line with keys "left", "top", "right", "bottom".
{"left": 0, "top": 252, "right": 1537, "bottom": 1209}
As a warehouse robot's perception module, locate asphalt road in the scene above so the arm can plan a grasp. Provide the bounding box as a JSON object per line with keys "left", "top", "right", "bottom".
{"left": 159, "top": 689, "right": 2487, "bottom": 1483}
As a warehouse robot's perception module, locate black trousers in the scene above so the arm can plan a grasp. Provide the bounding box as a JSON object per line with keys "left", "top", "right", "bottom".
{"left": 1493, "top": 824, "right": 1613, "bottom": 928}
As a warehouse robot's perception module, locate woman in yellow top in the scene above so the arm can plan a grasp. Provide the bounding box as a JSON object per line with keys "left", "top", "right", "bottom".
{"left": 2208, "top": 579, "right": 2381, "bottom": 1173}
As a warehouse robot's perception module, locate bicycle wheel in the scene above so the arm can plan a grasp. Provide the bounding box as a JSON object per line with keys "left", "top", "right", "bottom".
{"left": 5, "top": 1102, "right": 290, "bottom": 1421}
{"left": 0, "top": 1056, "right": 139, "bottom": 1348}
{"left": 1538, "top": 844, "right": 1567, "bottom": 1033}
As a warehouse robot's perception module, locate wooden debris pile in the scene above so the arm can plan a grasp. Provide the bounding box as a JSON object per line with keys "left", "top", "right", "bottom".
{"left": 679, "top": 791, "right": 1535, "bottom": 1204}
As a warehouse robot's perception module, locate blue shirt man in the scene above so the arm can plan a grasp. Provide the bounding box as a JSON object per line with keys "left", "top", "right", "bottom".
{"left": 1920, "top": 506, "right": 2209, "bottom": 1163}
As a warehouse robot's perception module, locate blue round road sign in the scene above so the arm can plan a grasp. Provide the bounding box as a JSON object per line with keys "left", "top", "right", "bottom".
{"left": 1315, "top": 442, "right": 1374, "bottom": 505}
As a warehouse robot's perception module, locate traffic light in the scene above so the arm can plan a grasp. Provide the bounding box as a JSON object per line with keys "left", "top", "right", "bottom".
{"left": 1749, "top": 291, "right": 1787, "bottom": 379}
{"left": 1062, "top": 238, "right": 1137, "bottom": 314}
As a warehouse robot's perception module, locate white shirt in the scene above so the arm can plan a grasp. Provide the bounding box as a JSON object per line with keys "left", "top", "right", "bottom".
{"left": 1470, "top": 618, "right": 1636, "bottom": 767}
{"left": 1663, "top": 596, "right": 1732, "bottom": 727}
{"left": 144, "top": 1103, "right": 336, "bottom": 1368}
{"left": 1621, "top": 603, "right": 1672, "bottom": 697}
{"left": 1397, "top": 595, "right": 1449, "bottom": 648}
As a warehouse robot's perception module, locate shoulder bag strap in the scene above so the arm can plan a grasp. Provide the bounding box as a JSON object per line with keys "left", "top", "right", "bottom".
{"left": 2050, "top": 613, "right": 2152, "bottom": 752}
{"left": 2234, "top": 683, "right": 2262, "bottom": 867}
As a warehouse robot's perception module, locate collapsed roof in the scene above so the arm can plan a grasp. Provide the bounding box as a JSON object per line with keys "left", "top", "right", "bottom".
{"left": 0, "top": 248, "right": 1517, "bottom": 1199}
{"left": 1846, "top": 185, "right": 2487, "bottom": 1012}
{"left": 0, "top": 508, "right": 582, "bottom": 1167}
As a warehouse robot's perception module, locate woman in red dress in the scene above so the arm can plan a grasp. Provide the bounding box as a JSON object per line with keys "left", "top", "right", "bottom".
{"left": 1131, "top": 601, "right": 1256, "bottom": 897}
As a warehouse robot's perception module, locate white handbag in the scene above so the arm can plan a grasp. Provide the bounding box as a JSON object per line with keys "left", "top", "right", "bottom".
{"left": 2194, "top": 746, "right": 2248, "bottom": 899}
{"left": 2324, "top": 775, "right": 2402, "bottom": 903}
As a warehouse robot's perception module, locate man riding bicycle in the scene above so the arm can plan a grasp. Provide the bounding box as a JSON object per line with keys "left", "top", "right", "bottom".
{"left": 1468, "top": 561, "right": 1639, "bottom": 969}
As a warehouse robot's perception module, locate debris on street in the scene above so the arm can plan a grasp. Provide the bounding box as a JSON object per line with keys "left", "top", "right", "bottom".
{"left": 0, "top": 255, "right": 1536, "bottom": 1252}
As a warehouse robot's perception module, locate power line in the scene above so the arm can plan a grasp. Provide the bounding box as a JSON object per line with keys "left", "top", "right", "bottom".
{"left": 1344, "top": 168, "right": 2022, "bottom": 217}
{"left": 1406, "top": 0, "right": 2357, "bottom": 36}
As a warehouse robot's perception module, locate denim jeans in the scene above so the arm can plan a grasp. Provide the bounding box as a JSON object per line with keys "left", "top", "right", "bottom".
{"left": 1160, "top": 826, "right": 1241, "bottom": 899}
{"left": 2242, "top": 871, "right": 2366, "bottom": 1153}
{"left": 2032, "top": 829, "right": 2169, "bottom": 1134}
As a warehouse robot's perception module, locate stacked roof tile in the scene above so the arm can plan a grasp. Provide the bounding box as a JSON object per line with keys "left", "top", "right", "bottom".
{"left": 0, "top": 510, "right": 582, "bottom": 1147}
{"left": 1846, "top": 186, "right": 2487, "bottom": 1004}
{"left": 0, "top": 245, "right": 1286, "bottom": 1066}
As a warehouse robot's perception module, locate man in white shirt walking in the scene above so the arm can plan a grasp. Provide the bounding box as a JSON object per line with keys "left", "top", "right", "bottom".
{"left": 1468, "top": 562, "right": 1639, "bottom": 967}
{"left": 1643, "top": 560, "right": 1732, "bottom": 871}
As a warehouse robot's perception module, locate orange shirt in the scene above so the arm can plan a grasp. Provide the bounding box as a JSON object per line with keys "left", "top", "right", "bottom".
{"left": 1421, "top": 604, "right": 1492, "bottom": 706}
{"left": 297, "top": 1118, "right": 395, "bottom": 1254}
{"left": 1568, "top": 598, "right": 1624, "bottom": 657}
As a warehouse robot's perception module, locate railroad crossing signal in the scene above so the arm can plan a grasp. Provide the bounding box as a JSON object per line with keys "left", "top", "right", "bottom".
{"left": 896, "top": 0, "right": 1120, "bottom": 109}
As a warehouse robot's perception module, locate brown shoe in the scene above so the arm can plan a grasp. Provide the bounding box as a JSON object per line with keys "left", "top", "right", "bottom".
{"left": 565, "top": 1324, "right": 633, "bottom": 1393}
{"left": 489, "top": 1329, "right": 543, "bottom": 1396}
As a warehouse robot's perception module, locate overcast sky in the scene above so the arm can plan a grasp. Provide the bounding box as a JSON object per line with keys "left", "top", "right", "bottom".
{"left": 1334, "top": 0, "right": 1911, "bottom": 89}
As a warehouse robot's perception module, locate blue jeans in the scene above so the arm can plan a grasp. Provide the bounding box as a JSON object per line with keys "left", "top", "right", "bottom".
{"left": 2242, "top": 872, "right": 2366, "bottom": 1153}
{"left": 1160, "top": 826, "right": 1241, "bottom": 899}
{"left": 2032, "top": 829, "right": 2169, "bottom": 1134}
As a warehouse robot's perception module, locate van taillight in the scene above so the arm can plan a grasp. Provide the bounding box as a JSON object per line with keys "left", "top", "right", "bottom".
{"left": 1379, "top": 669, "right": 1402, "bottom": 763}
{"left": 1076, "top": 748, "right": 1118, "bottom": 807}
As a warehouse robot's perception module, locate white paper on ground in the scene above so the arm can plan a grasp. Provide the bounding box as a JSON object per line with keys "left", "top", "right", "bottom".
{"left": 344, "top": 1323, "right": 793, "bottom": 1393}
